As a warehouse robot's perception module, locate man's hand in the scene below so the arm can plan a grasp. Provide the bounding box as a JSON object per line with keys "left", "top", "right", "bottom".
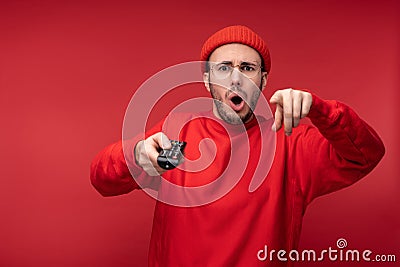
{"left": 269, "top": 88, "right": 312, "bottom": 136}
{"left": 134, "top": 132, "right": 172, "bottom": 176}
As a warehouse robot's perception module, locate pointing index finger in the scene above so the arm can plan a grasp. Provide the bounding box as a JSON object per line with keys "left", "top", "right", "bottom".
{"left": 282, "top": 91, "right": 293, "bottom": 136}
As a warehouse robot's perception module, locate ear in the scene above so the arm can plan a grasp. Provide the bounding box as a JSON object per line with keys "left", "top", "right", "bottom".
{"left": 203, "top": 72, "right": 211, "bottom": 92}
{"left": 261, "top": 72, "right": 268, "bottom": 91}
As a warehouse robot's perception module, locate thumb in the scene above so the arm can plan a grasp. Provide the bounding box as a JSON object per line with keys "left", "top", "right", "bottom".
{"left": 153, "top": 132, "right": 172, "bottom": 150}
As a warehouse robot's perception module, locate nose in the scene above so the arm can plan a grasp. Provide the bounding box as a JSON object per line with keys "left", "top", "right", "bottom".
{"left": 230, "top": 67, "right": 242, "bottom": 87}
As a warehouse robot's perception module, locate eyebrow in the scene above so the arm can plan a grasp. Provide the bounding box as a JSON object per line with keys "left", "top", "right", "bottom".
{"left": 219, "top": 61, "right": 258, "bottom": 66}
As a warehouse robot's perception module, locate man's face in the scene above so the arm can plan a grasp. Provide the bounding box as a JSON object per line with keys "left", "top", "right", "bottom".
{"left": 204, "top": 43, "right": 267, "bottom": 125}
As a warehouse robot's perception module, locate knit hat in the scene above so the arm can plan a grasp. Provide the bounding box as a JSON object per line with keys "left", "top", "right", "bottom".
{"left": 200, "top": 25, "right": 271, "bottom": 73}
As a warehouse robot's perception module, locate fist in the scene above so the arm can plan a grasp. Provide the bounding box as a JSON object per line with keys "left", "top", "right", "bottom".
{"left": 134, "top": 132, "right": 172, "bottom": 176}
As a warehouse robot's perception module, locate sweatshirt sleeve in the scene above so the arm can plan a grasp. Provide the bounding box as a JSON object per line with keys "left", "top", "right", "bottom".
{"left": 90, "top": 120, "right": 164, "bottom": 197}
{"left": 291, "top": 93, "right": 385, "bottom": 204}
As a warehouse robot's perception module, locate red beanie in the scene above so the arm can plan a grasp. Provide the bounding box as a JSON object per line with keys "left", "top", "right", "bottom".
{"left": 200, "top": 25, "right": 271, "bottom": 73}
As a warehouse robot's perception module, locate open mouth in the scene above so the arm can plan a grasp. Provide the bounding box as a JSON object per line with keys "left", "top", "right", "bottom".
{"left": 228, "top": 93, "right": 245, "bottom": 112}
{"left": 231, "top": 95, "right": 243, "bottom": 105}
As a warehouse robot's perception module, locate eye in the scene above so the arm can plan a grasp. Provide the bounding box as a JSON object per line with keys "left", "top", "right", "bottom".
{"left": 217, "top": 64, "right": 230, "bottom": 72}
{"left": 241, "top": 65, "right": 256, "bottom": 72}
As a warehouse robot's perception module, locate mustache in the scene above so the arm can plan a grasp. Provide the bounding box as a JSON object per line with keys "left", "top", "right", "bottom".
{"left": 225, "top": 86, "right": 248, "bottom": 99}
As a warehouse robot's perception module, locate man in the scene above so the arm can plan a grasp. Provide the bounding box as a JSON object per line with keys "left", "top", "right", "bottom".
{"left": 90, "top": 25, "right": 385, "bottom": 266}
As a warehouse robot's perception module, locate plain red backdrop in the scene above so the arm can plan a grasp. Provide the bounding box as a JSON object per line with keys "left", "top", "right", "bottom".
{"left": 0, "top": 0, "right": 398, "bottom": 266}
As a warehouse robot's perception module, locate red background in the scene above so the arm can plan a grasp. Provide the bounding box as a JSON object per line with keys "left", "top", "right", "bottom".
{"left": 0, "top": 0, "right": 398, "bottom": 266}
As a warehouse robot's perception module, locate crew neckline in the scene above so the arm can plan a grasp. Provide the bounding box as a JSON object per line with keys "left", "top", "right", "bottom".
{"left": 199, "top": 110, "right": 264, "bottom": 135}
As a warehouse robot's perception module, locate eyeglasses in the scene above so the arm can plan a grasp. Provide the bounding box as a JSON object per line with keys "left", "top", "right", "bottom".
{"left": 210, "top": 62, "right": 262, "bottom": 79}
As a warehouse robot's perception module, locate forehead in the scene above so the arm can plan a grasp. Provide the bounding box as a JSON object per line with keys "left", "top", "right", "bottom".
{"left": 208, "top": 43, "right": 261, "bottom": 63}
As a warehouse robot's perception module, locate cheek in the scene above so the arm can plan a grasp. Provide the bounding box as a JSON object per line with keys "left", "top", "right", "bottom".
{"left": 210, "top": 84, "right": 228, "bottom": 98}
{"left": 243, "top": 79, "right": 261, "bottom": 93}
{"left": 248, "top": 76, "right": 263, "bottom": 88}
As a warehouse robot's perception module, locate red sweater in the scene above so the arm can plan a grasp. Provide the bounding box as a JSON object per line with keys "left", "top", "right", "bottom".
{"left": 90, "top": 93, "right": 384, "bottom": 267}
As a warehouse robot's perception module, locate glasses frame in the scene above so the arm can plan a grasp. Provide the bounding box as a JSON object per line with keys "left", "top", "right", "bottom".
{"left": 210, "top": 62, "right": 262, "bottom": 79}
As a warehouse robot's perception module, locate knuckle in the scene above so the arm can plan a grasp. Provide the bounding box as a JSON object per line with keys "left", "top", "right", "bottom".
{"left": 138, "top": 150, "right": 146, "bottom": 159}
{"left": 284, "top": 112, "right": 292, "bottom": 118}
{"left": 293, "top": 90, "right": 301, "bottom": 98}
{"left": 143, "top": 139, "right": 150, "bottom": 147}
{"left": 142, "top": 144, "right": 150, "bottom": 153}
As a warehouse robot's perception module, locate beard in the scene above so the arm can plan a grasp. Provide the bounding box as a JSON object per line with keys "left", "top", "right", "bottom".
{"left": 209, "top": 84, "right": 261, "bottom": 125}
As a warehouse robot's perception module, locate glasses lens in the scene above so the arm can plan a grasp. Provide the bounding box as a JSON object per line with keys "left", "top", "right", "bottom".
{"left": 240, "top": 65, "right": 260, "bottom": 78}
{"left": 213, "top": 63, "right": 231, "bottom": 79}
{"left": 211, "top": 63, "right": 260, "bottom": 79}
